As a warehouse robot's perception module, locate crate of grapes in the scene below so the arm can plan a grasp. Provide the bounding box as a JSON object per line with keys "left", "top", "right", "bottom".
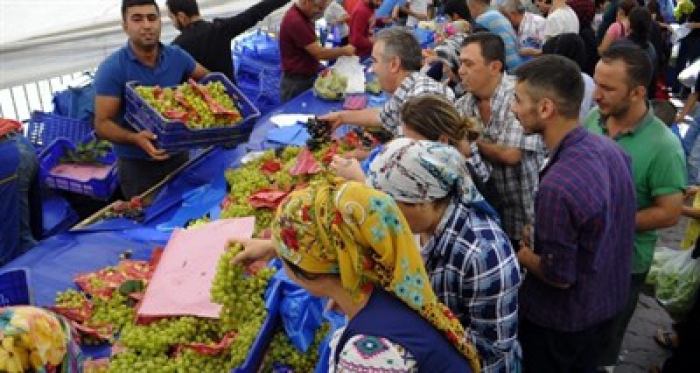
{"left": 124, "top": 73, "right": 261, "bottom": 152}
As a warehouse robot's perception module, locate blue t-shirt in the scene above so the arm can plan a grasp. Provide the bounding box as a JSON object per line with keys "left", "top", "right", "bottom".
{"left": 376, "top": 0, "right": 403, "bottom": 18}
{"left": 93, "top": 43, "right": 196, "bottom": 159}
{"left": 475, "top": 10, "right": 523, "bottom": 73}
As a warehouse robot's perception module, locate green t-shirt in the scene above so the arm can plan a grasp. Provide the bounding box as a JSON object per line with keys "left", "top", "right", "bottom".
{"left": 584, "top": 107, "right": 687, "bottom": 274}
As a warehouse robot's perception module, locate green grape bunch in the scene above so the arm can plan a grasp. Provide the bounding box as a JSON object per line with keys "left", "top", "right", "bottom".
{"left": 313, "top": 70, "right": 348, "bottom": 101}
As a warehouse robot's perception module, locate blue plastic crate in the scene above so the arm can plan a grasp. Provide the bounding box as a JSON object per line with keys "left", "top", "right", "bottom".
{"left": 25, "top": 111, "right": 92, "bottom": 153}
{"left": 38, "top": 136, "right": 118, "bottom": 200}
{"left": 237, "top": 55, "right": 281, "bottom": 83}
{"left": 233, "top": 30, "right": 280, "bottom": 64}
{"left": 258, "top": 69, "right": 281, "bottom": 104}
{"left": 124, "top": 73, "right": 261, "bottom": 152}
{"left": 42, "top": 193, "right": 79, "bottom": 238}
{"left": 0, "top": 268, "right": 32, "bottom": 307}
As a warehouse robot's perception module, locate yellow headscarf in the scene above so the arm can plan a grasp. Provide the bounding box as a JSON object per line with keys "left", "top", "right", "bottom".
{"left": 271, "top": 178, "right": 481, "bottom": 371}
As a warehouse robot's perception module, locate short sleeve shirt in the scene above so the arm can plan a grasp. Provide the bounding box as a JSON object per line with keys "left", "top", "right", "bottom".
{"left": 545, "top": 6, "right": 581, "bottom": 38}
{"left": 379, "top": 72, "right": 455, "bottom": 135}
{"left": 280, "top": 4, "right": 320, "bottom": 76}
{"left": 475, "top": 10, "right": 524, "bottom": 72}
{"left": 93, "top": 43, "right": 196, "bottom": 159}
{"left": 518, "top": 12, "right": 547, "bottom": 49}
{"left": 584, "top": 106, "right": 687, "bottom": 273}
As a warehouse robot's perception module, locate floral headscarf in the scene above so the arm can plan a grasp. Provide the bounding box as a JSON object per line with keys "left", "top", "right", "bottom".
{"left": 271, "top": 178, "right": 481, "bottom": 371}
{"left": 0, "top": 306, "right": 83, "bottom": 372}
{"left": 367, "top": 138, "right": 497, "bottom": 218}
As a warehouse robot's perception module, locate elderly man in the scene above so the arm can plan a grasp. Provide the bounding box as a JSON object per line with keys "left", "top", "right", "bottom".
{"left": 467, "top": 0, "right": 523, "bottom": 72}
{"left": 499, "top": 0, "right": 546, "bottom": 57}
{"left": 279, "top": 0, "right": 356, "bottom": 102}
{"left": 320, "top": 27, "right": 454, "bottom": 135}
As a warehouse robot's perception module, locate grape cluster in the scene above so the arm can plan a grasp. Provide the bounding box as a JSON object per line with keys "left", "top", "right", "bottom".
{"left": 263, "top": 322, "right": 331, "bottom": 372}
{"left": 119, "top": 317, "right": 202, "bottom": 356}
{"left": 135, "top": 81, "right": 240, "bottom": 129}
{"left": 55, "top": 288, "right": 87, "bottom": 308}
{"left": 305, "top": 117, "right": 333, "bottom": 151}
{"left": 88, "top": 292, "right": 135, "bottom": 334}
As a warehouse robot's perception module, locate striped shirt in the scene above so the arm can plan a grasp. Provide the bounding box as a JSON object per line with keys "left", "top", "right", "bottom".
{"left": 520, "top": 126, "right": 637, "bottom": 331}
{"left": 423, "top": 198, "right": 522, "bottom": 373}
{"left": 475, "top": 10, "right": 524, "bottom": 72}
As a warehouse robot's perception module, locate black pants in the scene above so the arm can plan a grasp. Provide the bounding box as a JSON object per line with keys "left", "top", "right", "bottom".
{"left": 662, "top": 286, "right": 700, "bottom": 372}
{"left": 520, "top": 317, "right": 615, "bottom": 373}
{"left": 596, "top": 271, "right": 648, "bottom": 366}
{"left": 117, "top": 152, "right": 189, "bottom": 199}
{"left": 280, "top": 73, "right": 315, "bottom": 103}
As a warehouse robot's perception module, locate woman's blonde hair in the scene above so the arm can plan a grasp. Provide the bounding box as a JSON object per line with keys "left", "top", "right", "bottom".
{"left": 400, "top": 94, "right": 481, "bottom": 144}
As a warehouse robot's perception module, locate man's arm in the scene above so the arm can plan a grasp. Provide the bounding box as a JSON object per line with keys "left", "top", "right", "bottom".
{"left": 517, "top": 247, "right": 571, "bottom": 289}
{"left": 222, "top": 0, "right": 293, "bottom": 37}
{"left": 94, "top": 95, "right": 168, "bottom": 160}
{"left": 305, "top": 42, "right": 355, "bottom": 61}
{"left": 477, "top": 140, "right": 523, "bottom": 166}
{"left": 319, "top": 107, "right": 382, "bottom": 130}
{"left": 190, "top": 63, "right": 210, "bottom": 80}
{"left": 636, "top": 193, "right": 684, "bottom": 231}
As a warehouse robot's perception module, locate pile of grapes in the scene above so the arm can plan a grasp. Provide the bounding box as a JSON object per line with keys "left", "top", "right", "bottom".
{"left": 313, "top": 70, "right": 348, "bottom": 101}
{"left": 675, "top": 0, "right": 696, "bottom": 19}
{"left": 305, "top": 117, "right": 333, "bottom": 151}
{"left": 135, "top": 80, "right": 243, "bottom": 129}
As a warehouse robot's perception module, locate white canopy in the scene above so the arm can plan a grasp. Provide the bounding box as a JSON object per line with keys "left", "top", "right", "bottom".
{"left": 0, "top": 0, "right": 288, "bottom": 89}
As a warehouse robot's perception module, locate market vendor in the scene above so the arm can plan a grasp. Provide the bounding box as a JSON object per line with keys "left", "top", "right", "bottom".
{"left": 320, "top": 27, "right": 455, "bottom": 136}
{"left": 279, "top": 0, "right": 356, "bottom": 102}
{"left": 94, "top": 0, "right": 209, "bottom": 198}
{"left": 233, "top": 178, "right": 481, "bottom": 372}
{"left": 366, "top": 138, "right": 521, "bottom": 373}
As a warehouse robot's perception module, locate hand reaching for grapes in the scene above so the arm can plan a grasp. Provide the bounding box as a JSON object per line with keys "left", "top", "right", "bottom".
{"left": 329, "top": 155, "right": 365, "bottom": 182}
{"left": 130, "top": 130, "right": 169, "bottom": 161}
{"left": 317, "top": 112, "right": 344, "bottom": 132}
{"left": 229, "top": 238, "right": 276, "bottom": 266}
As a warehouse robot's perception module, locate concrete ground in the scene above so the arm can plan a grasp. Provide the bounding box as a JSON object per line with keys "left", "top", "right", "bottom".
{"left": 614, "top": 218, "right": 690, "bottom": 373}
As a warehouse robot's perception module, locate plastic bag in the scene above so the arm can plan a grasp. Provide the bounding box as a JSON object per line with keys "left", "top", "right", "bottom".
{"left": 646, "top": 247, "right": 678, "bottom": 286}
{"left": 682, "top": 193, "right": 700, "bottom": 249}
{"left": 678, "top": 54, "right": 700, "bottom": 88}
{"left": 656, "top": 249, "right": 700, "bottom": 315}
{"left": 331, "top": 56, "right": 366, "bottom": 94}
{"left": 314, "top": 307, "right": 347, "bottom": 373}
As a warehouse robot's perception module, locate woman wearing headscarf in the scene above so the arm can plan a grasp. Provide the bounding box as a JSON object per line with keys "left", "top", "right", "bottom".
{"left": 235, "top": 178, "right": 482, "bottom": 372}
{"left": 0, "top": 306, "right": 83, "bottom": 372}
{"left": 366, "top": 138, "right": 521, "bottom": 373}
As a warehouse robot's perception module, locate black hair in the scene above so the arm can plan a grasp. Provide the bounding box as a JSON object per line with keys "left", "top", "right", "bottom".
{"left": 166, "top": 0, "right": 200, "bottom": 17}
{"left": 514, "top": 55, "right": 584, "bottom": 119}
{"left": 542, "top": 33, "right": 588, "bottom": 71}
{"left": 121, "top": 0, "right": 159, "bottom": 20}
{"left": 444, "top": 0, "right": 472, "bottom": 22}
{"left": 461, "top": 32, "right": 506, "bottom": 72}
{"left": 601, "top": 43, "right": 653, "bottom": 89}
{"left": 628, "top": 6, "right": 652, "bottom": 49}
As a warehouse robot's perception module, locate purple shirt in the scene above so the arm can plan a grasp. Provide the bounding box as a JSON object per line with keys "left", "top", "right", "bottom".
{"left": 520, "top": 126, "right": 636, "bottom": 332}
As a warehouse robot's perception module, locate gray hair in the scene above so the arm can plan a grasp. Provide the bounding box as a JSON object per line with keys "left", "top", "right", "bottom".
{"left": 500, "top": 0, "right": 526, "bottom": 13}
{"left": 375, "top": 27, "right": 422, "bottom": 72}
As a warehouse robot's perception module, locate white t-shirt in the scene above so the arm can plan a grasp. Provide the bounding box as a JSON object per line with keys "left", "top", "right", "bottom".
{"left": 544, "top": 6, "right": 580, "bottom": 38}
{"left": 406, "top": 0, "right": 432, "bottom": 28}
{"left": 324, "top": 2, "right": 349, "bottom": 38}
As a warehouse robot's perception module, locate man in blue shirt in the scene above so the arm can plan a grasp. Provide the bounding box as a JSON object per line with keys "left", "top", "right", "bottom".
{"left": 511, "top": 55, "right": 637, "bottom": 372}
{"left": 466, "top": 0, "right": 523, "bottom": 72}
{"left": 94, "top": 0, "right": 208, "bottom": 198}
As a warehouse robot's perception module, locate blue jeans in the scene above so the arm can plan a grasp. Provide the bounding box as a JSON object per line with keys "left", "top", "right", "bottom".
{"left": 14, "top": 135, "right": 39, "bottom": 252}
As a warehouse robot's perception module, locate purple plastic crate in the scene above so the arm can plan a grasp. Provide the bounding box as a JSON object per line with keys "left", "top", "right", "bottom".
{"left": 38, "top": 136, "right": 118, "bottom": 200}
{"left": 124, "top": 73, "right": 260, "bottom": 152}
{"left": 0, "top": 268, "right": 32, "bottom": 307}
{"left": 25, "top": 111, "right": 92, "bottom": 153}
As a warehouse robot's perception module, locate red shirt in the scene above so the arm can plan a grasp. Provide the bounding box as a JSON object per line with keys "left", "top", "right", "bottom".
{"left": 280, "top": 4, "right": 320, "bottom": 76}
{"left": 349, "top": 1, "right": 376, "bottom": 58}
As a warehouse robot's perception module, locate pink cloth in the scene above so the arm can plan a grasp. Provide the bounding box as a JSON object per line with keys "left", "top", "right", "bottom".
{"left": 0, "top": 118, "right": 22, "bottom": 136}
{"left": 50, "top": 164, "right": 112, "bottom": 182}
{"left": 137, "top": 217, "right": 256, "bottom": 318}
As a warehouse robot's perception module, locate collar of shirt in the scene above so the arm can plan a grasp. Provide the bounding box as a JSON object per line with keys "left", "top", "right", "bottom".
{"left": 423, "top": 198, "right": 459, "bottom": 260}
{"left": 539, "top": 126, "right": 588, "bottom": 177}
{"left": 125, "top": 42, "right": 166, "bottom": 66}
{"left": 463, "top": 73, "right": 512, "bottom": 125}
{"left": 598, "top": 102, "right": 656, "bottom": 140}
{"left": 292, "top": 3, "right": 312, "bottom": 23}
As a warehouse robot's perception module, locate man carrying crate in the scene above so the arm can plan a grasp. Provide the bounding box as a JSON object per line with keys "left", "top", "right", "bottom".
{"left": 94, "top": 0, "right": 209, "bottom": 198}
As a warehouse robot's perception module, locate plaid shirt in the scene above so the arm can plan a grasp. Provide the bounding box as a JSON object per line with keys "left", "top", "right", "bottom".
{"left": 457, "top": 74, "right": 545, "bottom": 240}
{"left": 423, "top": 198, "right": 522, "bottom": 373}
{"left": 379, "top": 72, "right": 455, "bottom": 135}
{"left": 518, "top": 12, "right": 547, "bottom": 49}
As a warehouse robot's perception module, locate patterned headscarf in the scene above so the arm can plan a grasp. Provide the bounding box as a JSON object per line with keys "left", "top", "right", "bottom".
{"left": 271, "top": 178, "right": 481, "bottom": 371}
{"left": 0, "top": 306, "right": 83, "bottom": 372}
{"left": 367, "top": 138, "right": 497, "bottom": 217}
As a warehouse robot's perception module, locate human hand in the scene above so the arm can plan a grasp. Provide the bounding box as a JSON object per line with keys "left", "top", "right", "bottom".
{"left": 343, "top": 44, "right": 356, "bottom": 56}
{"left": 229, "top": 238, "right": 276, "bottom": 266}
{"left": 318, "top": 111, "right": 344, "bottom": 131}
{"left": 130, "top": 130, "right": 169, "bottom": 161}
{"left": 330, "top": 155, "right": 366, "bottom": 182}
{"left": 342, "top": 148, "right": 371, "bottom": 161}
{"left": 519, "top": 47, "right": 541, "bottom": 57}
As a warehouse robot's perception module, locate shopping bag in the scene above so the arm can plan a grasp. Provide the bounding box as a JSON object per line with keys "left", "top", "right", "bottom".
{"left": 655, "top": 248, "right": 700, "bottom": 315}
{"left": 678, "top": 57, "right": 700, "bottom": 89}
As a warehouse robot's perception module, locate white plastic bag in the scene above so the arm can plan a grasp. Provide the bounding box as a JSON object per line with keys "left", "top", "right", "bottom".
{"left": 646, "top": 247, "right": 679, "bottom": 286}
{"left": 655, "top": 248, "right": 700, "bottom": 315}
{"left": 678, "top": 56, "right": 700, "bottom": 89}
{"left": 331, "top": 56, "right": 366, "bottom": 94}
